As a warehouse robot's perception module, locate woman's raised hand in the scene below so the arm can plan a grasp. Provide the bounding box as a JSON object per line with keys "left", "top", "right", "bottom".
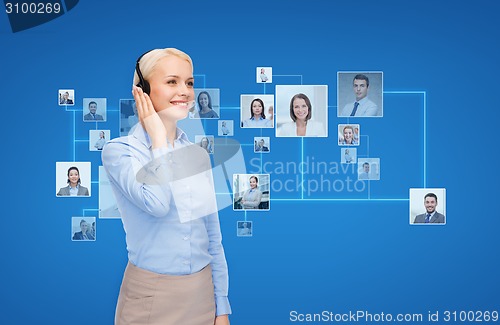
{"left": 132, "top": 86, "right": 167, "bottom": 149}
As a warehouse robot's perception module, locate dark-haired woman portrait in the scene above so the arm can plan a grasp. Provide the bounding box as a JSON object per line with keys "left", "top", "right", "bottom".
{"left": 242, "top": 98, "right": 272, "bottom": 128}
{"left": 198, "top": 91, "right": 219, "bottom": 118}
{"left": 57, "top": 166, "right": 89, "bottom": 196}
{"left": 277, "top": 93, "right": 325, "bottom": 137}
{"left": 241, "top": 176, "right": 262, "bottom": 209}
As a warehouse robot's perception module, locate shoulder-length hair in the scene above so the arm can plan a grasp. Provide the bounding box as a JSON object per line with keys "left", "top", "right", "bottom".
{"left": 289, "top": 93, "right": 312, "bottom": 122}
{"left": 250, "top": 98, "right": 266, "bottom": 119}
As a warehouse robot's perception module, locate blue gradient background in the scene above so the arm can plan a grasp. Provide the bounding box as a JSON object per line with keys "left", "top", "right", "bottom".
{"left": 1, "top": 0, "right": 499, "bottom": 324}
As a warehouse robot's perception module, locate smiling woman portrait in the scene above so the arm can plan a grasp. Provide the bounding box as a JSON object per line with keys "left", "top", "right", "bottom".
{"left": 277, "top": 93, "right": 325, "bottom": 137}
{"left": 197, "top": 91, "right": 219, "bottom": 118}
{"left": 102, "top": 48, "right": 231, "bottom": 325}
{"left": 241, "top": 175, "right": 263, "bottom": 209}
{"left": 57, "top": 166, "right": 89, "bottom": 196}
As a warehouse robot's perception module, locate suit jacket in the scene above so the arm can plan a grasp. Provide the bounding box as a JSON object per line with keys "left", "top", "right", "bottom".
{"left": 413, "top": 212, "right": 445, "bottom": 224}
{"left": 84, "top": 113, "right": 104, "bottom": 121}
{"left": 60, "top": 99, "right": 74, "bottom": 105}
{"left": 73, "top": 231, "right": 95, "bottom": 240}
{"left": 255, "top": 146, "right": 269, "bottom": 152}
{"left": 57, "top": 185, "right": 89, "bottom": 196}
{"left": 242, "top": 189, "right": 262, "bottom": 209}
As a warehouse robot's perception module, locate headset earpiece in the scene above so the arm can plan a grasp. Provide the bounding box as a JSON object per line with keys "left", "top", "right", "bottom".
{"left": 135, "top": 50, "right": 153, "bottom": 95}
{"left": 135, "top": 78, "right": 151, "bottom": 96}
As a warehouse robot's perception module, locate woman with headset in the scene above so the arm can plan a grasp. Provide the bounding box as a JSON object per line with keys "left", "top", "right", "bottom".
{"left": 102, "top": 48, "right": 230, "bottom": 325}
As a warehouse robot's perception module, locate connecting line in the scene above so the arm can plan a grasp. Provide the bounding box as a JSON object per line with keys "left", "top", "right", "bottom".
{"left": 365, "top": 135, "right": 369, "bottom": 157}
{"left": 82, "top": 208, "right": 99, "bottom": 217}
{"left": 220, "top": 106, "right": 241, "bottom": 110}
{"left": 384, "top": 90, "right": 427, "bottom": 187}
{"left": 290, "top": 90, "right": 426, "bottom": 203}
{"left": 272, "top": 198, "right": 409, "bottom": 202}
{"left": 273, "top": 74, "right": 303, "bottom": 85}
{"left": 301, "top": 137, "right": 304, "bottom": 200}
{"left": 194, "top": 74, "right": 206, "bottom": 88}
{"left": 73, "top": 110, "right": 76, "bottom": 161}
{"left": 213, "top": 195, "right": 408, "bottom": 204}
{"left": 263, "top": 83, "right": 266, "bottom": 95}
{"left": 260, "top": 128, "right": 263, "bottom": 172}
{"left": 244, "top": 210, "right": 247, "bottom": 222}
{"left": 64, "top": 107, "right": 82, "bottom": 112}
{"left": 368, "top": 179, "right": 370, "bottom": 200}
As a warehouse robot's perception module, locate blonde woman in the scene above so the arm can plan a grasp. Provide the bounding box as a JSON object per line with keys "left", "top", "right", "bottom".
{"left": 102, "top": 48, "right": 230, "bottom": 325}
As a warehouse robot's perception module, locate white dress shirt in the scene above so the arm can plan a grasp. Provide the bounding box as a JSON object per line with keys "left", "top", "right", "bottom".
{"left": 340, "top": 97, "right": 379, "bottom": 117}
{"left": 277, "top": 120, "right": 326, "bottom": 137}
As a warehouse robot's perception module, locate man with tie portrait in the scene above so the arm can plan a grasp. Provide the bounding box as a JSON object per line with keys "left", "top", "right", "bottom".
{"left": 338, "top": 73, "right": 382, "bottom": 117}
{"left": 413, "top": 192, "right": 446, "bottom": 224}
{"left": 83, "top": 100, "right": 105, "bottom": 121}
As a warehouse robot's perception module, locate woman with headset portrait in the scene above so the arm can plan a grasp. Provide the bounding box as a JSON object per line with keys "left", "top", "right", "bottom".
{"left": 102, "top": 48, "right": 230, "bottom": 325}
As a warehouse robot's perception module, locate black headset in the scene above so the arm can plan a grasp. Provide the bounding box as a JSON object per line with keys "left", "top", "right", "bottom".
{"left": 135, "top": 50, "right": 153, "bottom": 95}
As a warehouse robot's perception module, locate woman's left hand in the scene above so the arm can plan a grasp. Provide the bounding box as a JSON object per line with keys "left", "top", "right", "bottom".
{"left": 215, "top": 315, "right": 230, "bottom": 325}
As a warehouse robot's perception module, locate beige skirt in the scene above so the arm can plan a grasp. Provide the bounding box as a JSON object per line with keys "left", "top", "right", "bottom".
{"left": 115, "top": 262, "right": 215, "bottom": 325}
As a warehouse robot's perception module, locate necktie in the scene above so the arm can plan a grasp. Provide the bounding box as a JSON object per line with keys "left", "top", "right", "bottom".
{"left": 350, "top": 102, "right": 359, "bottom": 116}
{"left": 425, "top": 213, "right": 431, "bottom": 223}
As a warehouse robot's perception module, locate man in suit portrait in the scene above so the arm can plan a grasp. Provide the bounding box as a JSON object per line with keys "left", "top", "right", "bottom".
{"left": 413, "top": 192, "right": 446, "bottom": 224}
{"left": 340, "top": 74, "right": 380, "bottom": 117}
{"left": 255, "top": 138, "right": 269, "bottom": 152}
{"left": 83, "top": 101, "right": 104, "bottom": 121}
{"left": 59, "top": 91, "right": 74, "bottom": 105}
{"left": 72, "top": 219, "right": 95, "bottom": 240}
